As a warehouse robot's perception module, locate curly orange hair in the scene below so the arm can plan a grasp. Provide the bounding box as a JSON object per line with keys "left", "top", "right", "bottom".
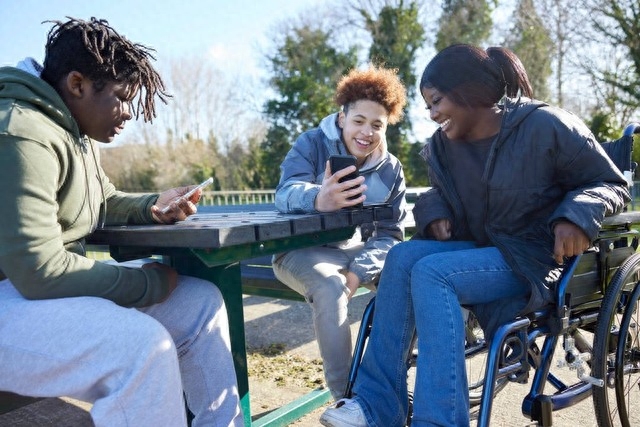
{"left": 335, "top": 65, "right": 407, "bottom": 125}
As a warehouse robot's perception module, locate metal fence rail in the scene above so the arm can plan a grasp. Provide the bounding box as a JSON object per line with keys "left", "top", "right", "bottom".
{"left": 199, "top": 190, "right": 277, "bottom": 206}
{"left": 131, "top": 185, "right": 639, "bottom": 209}
{"left": 196, "top": 187, "right": 431, "bottom": 207}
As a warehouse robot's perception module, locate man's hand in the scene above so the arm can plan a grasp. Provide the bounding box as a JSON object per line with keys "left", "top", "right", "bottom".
{"left": 315, "top": 161, "right": 366, "bottom": 212}
{"left": 142, "top": 262, "right": 178, "bottom": 301}
{"left": 553, "top": 220, "right": 590, "bottom": 264}
{"left": 152, "top": 185, "right": 202, "bottom": 223}
{"left": 428, "top": 218, "right": 452, "bottom": 241}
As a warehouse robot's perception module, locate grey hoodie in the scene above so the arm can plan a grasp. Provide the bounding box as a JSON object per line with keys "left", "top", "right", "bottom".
{"left": 275, "top": 113, "right": 407, "bottom": 285}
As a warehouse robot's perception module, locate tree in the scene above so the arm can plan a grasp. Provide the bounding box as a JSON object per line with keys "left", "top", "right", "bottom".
{"left": 100, "top": 143, "right": 159, "bottom": 192}
{"left": 504, "top": 0, "right": 553, "bottom": 101}
{"left": 534, "top": 0, "right": 585, "bottom": 108}
{"left": 581, "top": 50, "right": 639, "bottom": 137}
{"left": 264, "top": 25, "right": 355, "bottom": 135}
{"left": 108, "top": 56, "right": 268, "bottom": 191}
{"left": 582, "top": 0, "right": 640, "bottom": 112}
{"left": 359, "top": 2, "right": 426, "bottom": 101}
{"left": 243, "top": 136, "right": 266, "bottom": 190}
{"left": 258, "top": 125, "right": 293, "bottom": 189}
{"left": 587, "top": 110, "right": 621, "bottom": 143}
{"left": 357, "top": 1, "right": 427, "bottom": 184}
{"left": 261, "top": 20, "right": 359, "bottom": 186}
{"left": 435, "top": 0, "right": 496, "bottom": 51}
{"left": 406, "top": 140, "right": 429, "bottom": 186}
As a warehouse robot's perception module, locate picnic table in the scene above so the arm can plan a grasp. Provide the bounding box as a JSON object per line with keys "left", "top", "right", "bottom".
{"left": 86, "top": 204, "right": 393, "bottom": 426}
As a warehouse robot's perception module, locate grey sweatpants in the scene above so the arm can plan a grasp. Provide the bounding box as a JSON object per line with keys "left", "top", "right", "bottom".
{"left": 0, "top": 274, "right": 243, "bottom": 427}
{"left": 272, "top": 244, "right": 368, "bottom": 400}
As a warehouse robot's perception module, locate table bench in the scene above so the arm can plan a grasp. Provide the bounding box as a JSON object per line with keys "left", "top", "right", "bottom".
{"left": 240, "top": 255, "right": 303, "bottom": 301}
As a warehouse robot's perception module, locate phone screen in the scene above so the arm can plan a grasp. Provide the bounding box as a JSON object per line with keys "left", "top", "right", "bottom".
{"left": 329, "top": 155, "right": 359, "bottom": 183}
{"left": 329, "top": 155, "right": 362, "bottom": 207}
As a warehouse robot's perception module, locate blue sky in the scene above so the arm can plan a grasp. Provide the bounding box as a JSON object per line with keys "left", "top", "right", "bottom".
{"left": 1, "top": 0, "right": 437, "bottom": 140}
{"left": 0, "top": 0, "right": 324, "bottom": 74}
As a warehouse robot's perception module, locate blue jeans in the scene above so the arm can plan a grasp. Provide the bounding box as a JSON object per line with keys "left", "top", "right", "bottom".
{"left": 351, "top": 239, "right": 530, "bottom": 427}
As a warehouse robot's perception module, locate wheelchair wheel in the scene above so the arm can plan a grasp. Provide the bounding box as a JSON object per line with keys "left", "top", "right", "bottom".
{"left": 464, "top": 309, "right": 508, "bottom": 406}
{"left": 592, "top": 252, "right": 640, "bottom": 427}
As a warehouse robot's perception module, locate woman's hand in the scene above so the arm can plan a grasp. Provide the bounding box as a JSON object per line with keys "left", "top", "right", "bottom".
{"left": 428, "top": 218, "right": 452, "bottom": 241}
{"left": 553, "top": 220, "right": 590, "bottom": 264}
{"left": 315, "top": 161, "right": 366, "bottom": 212}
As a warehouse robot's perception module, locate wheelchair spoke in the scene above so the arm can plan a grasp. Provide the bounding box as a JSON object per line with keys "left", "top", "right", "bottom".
{"left": 593, "top": 253, "right": 640, "bottom": 427}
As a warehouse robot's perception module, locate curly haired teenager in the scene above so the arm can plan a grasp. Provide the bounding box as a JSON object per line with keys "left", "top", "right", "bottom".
{"left": 0, "top": 17, "right": 242, "bottom": 426}
{"left": 272, "top": 65, "right": 408, "bottom": 399}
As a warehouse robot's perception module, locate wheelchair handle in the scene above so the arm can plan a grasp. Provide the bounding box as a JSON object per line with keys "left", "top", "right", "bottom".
{"left": 623, "top": 122, "right": 640, "bottom": 136}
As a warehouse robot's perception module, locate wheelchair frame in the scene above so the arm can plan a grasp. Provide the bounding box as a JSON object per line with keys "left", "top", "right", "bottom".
{"left": 478, "top": 222, "right": 640, "bottom": 426}
{"left": 344, "top": 123, "right": 640, "bottom": 427}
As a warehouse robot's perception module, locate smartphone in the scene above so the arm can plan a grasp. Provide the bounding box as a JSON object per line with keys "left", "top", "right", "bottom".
{"left": 329, "top": 155, "right": 362, "bottom": 207}
{"left": 329, "top": 155, "right": 359, "bottom": 183}
{"left": 161, "top": 177, "right": 214, "bottom": 214}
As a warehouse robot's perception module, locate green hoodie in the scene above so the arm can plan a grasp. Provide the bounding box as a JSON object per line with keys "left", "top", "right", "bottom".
{"left": 0, "top": 66, "right": 171, "bottom": 307}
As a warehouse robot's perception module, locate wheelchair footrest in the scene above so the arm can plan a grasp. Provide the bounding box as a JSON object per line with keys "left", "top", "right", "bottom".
{"left": 501, "top": 331, "right": 531, "bottom": 384}
{"left": 508, "top": 370, "right": 530, "bottom": 384}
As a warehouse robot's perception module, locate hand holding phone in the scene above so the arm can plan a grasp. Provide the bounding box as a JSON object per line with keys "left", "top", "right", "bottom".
{"left": 160, "top": 177, "right": 213, "bottom": 214}
{"left": 329, "top": 155, "right": 363, "bottom": 208}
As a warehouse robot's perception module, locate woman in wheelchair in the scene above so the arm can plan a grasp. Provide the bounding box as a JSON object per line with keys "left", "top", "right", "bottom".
{"left": 320, "top": 43, "right": 630, "bottom": 427}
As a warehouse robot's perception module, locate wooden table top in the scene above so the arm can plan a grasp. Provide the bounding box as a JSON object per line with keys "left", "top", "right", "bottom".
{"left": 87, "top": 204, "right": 393, "bottom": 249}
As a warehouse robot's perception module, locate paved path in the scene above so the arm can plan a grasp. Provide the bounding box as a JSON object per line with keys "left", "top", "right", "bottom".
{"left": 243, "top": 293, "right": 601, "bottom": 427}
{"left": 0, "top": 292, "right": 603, "bottom": 426}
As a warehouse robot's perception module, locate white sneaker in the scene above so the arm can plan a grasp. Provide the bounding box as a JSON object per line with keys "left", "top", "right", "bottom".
{"left": 320, "top": 398, "right": 368, "bottom": 427}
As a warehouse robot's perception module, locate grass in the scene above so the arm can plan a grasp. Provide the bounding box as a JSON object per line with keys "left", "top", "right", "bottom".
{"left": 247, "top": 344, "right": 325, "bottom": 389}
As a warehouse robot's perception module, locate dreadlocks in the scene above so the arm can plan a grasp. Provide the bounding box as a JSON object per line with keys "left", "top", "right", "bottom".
{"left": 41, "top": 17, "right": 170, "bottom": 122}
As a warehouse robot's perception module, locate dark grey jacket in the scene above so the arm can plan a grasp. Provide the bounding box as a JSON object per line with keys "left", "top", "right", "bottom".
{"left": 412, "top": 98, "right": 630, "bottom": 335}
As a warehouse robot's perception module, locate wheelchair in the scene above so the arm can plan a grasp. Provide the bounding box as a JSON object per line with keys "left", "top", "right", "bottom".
{"left": 343, "top": 123, "right": 640, "bottom": 427}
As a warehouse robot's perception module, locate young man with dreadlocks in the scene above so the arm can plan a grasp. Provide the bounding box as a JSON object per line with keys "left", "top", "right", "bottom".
{"left": 0, "top": 17, "right": 243, "bottom": 426}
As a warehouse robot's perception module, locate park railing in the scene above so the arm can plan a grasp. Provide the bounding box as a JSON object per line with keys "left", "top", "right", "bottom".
{"left": 133, "top": 184, "right": 640, "bottom": 209}
{"left": 199, "top": 190, "right": 277, "bottom": 206}
{"left": 196, "top": 187, "right": 431, "bottom": 207}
